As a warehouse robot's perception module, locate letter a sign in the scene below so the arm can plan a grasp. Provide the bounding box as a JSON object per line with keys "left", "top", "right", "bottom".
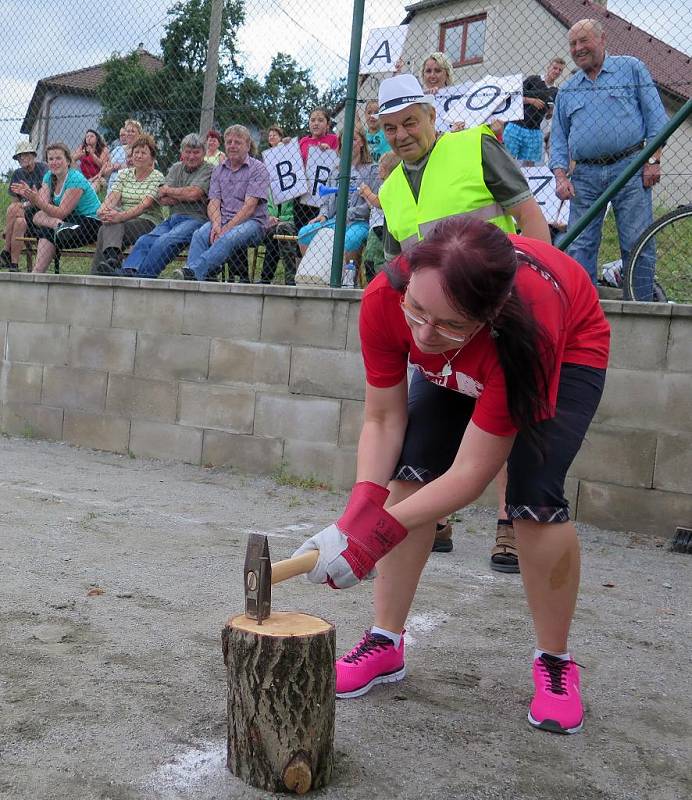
{"left": 360, "top": 26, "right": 408, "bottom": 74}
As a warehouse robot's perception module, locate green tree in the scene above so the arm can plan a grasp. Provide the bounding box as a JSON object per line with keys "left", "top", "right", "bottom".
{"left": 261, "top": 53, "right": 320, "bottom": 136}
{"left": 98, "top": 0, "right": 247, "bottom": 168}
{"left": 161, "top": 0, "right": 245, "bottom": 78}
{"left": 318, "top": 77, "right": 348, "bottom": 121}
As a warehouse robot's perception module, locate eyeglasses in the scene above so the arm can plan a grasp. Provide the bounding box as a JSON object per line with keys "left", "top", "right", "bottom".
{"left": 400, "top": 297, "right": 481, "bottom": 343}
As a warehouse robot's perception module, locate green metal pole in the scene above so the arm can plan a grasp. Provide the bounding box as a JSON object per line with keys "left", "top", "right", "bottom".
{"left": 330, "top": 0, "right": 366, "bottom": 287}
{"left": 557, "top": 97, "right": 692, "bottom": 251}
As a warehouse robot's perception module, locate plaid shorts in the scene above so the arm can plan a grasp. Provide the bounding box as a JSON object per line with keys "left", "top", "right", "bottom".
{"left": 503, "top": 123, "right": 544, "bottom": 162}
{"left": 393, "top": 364, "right": 606, "bottom": 523}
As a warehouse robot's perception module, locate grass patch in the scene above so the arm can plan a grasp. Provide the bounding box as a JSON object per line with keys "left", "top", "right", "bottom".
{"left": 598, "top": 205, "right": 691, "bottom": 303}
{"left": 272, "top": 464, "right": 332, "bottom": 491}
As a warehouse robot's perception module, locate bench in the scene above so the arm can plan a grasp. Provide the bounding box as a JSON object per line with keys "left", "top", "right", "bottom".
{"left": 16, "top": 237, "right": 264, "bottom": 281}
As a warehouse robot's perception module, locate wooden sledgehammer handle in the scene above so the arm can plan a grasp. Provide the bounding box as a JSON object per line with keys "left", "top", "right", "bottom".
{"left": 271, "top": 550, "right": 319, "bottom": 585}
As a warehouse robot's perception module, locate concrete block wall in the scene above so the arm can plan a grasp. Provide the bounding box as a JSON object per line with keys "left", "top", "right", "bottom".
{"left": 0, "top": 273, "right": 690, "bottom": 537}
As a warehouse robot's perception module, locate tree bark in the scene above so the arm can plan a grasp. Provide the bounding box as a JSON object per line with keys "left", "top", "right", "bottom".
{"left": 222, "top": 611, "right": 335, "bottom": 794}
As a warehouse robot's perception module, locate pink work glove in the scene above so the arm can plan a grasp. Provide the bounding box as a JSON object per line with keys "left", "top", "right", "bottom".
{"left": 292, "top": 481, "right": 408, "bottom": 589}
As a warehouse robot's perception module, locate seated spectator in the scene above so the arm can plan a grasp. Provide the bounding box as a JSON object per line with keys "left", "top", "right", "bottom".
{"left": 358, "top": 150, "right": 401, "bottom": 282}
{"left": 363, "top": 99, "right": 391, "bottom": 162}
{"left": 91, "top": 134, "right": 164, "bottom": 274}
{"left": 295, "top": 107, "right": 340, "bottom": 230}
{"left": 104, "top": 119, "right": 144, "bottom": 196}
{"left": 13, "top": 142, "right": 101, "bottom": 273}
{"left": 118, "top": 133, "right": 212, "bottom": 278}
{"left": 266, "top": 124, "right": 285, "bottom": 148}
{"left": 1, "top": 141, "right": 48, "bottom": 271}
{"left": 205, "top": 130, "right": 226, "bottom": 167}
{"left": 504, "top": 58, "right": 565, "bottom": 165}
{"left": 101, "top": 127, "right": 129, "bottom": 194}
{"left": 297, "top": 127, "right": 376, "bottom": 267}
{"left": 172, "top": 125, "right": 269, "bottom": 282}
{"left": 258, "top": 191, "right": 298, "bottom": 285}
{"left": 72, "top": 129, "right": 109, "bottom": 190}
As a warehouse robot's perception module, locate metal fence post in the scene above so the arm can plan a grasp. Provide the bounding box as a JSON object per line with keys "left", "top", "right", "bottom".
{"left": 330, "top": 0, "right": 366, "bottom": 287}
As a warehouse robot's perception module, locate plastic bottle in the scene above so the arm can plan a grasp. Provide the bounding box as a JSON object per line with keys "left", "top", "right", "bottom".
{"left": 341, "top": 259, "right": 356, "bottom": 288}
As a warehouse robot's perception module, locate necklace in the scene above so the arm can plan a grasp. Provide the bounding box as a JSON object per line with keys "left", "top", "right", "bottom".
{"left": 441, "top": 348, "right": 463, "bottom": 377}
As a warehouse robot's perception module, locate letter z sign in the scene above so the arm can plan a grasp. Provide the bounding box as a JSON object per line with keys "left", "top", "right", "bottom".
{"left": 522, "top": 166, "right": 569, "bottom": 226}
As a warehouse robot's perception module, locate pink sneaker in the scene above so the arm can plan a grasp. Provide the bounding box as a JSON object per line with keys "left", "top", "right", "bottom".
{"left": 335, "top": 630, "right": 406, "bottom": 698}
{"left": 528, "top": 653, "right": 584, "bottom": 734}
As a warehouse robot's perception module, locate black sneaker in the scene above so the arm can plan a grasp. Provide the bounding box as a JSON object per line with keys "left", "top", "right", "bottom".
{"left": 0, "top": 250, "right": 11, "bottom": 269}
{"left": 171, "top": 267, "right": 196, "bottom": 281}
{"left": 93, "top": 260, "right": 118, "bottom": 276}
{"left": 8, "top": 263, "right": 20, "bottom": 273}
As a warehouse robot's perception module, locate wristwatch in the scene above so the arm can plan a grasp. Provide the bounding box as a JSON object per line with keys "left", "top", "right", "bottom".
{"left": 647, "top": 157, "right": 661, "bottom": 165}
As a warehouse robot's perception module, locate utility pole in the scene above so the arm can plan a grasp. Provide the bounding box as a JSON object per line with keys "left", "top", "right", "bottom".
{"left": 200, "top": 0, "right": 224, "bottom": 135}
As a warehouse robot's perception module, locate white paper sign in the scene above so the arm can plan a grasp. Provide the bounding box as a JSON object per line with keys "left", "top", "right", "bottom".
{"left": 435, "top": 82, "right": 474, "bottom": 131}
{"left": 486, "top": 73, "right": 524, "bottom": 124}
{"left": 262, "top": 138, "right": 307, "bottom": 204}
{"left": 444, "top": 74, "right": 524, "bottom": 129}
{"left": 301, "top": 147, "right": 340, "bottom": 205}
{"left": 522, "top": 166, "right": 569, "bottom": 226}
{"left": 360, "top": 26, "right": 408, "bottom": 74}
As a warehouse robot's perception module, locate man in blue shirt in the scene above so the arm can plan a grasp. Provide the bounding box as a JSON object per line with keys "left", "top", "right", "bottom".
{"left": 550, "top": 18, "right": 668, "bottom": 299}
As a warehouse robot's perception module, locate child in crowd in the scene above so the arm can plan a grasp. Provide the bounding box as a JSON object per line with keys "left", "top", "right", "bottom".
{"left": 358, "top": 150, "right": 401, "bottom": 283}
{"left": 295, "top": 107, "right": 341, "bottom": 230}
{"left": 363, "top": 99, "right": 391, "bottom": 163}
{"left": 297, "top": 127, "right": 376, "bottom": 270}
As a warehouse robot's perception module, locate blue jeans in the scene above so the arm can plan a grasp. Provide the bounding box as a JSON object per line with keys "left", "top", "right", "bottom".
{"left": 123, "top": 214, "right": 205, "bottom": 278}
{"left": 186, "top": 220, "right": 264, "bottom": 280}
{"left": 297, "top": 218, "right": 369, "bottom": 252}
{"left": 567, "top": 154, "right": 655, "bottom": 298}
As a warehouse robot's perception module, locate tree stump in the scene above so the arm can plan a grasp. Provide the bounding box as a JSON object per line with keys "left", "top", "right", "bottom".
{"left": 222, "top": 611, "right": 335, "bottom": 794}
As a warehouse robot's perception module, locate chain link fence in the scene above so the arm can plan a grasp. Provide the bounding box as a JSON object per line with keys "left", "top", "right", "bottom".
{"left": 1, "top": 1, "right": 690, "bottom": 297}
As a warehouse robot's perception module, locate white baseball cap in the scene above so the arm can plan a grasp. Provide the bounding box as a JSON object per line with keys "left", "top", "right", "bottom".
{"left": 376, "top": 74, "right": 436, "bottom": 117}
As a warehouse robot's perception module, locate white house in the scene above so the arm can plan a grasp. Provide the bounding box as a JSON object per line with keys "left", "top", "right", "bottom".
{"left": 20, "top": 47, "right": 163, "bottom": 153}
{"left": 356, "top": 0, "right": 690, "bottom": 206}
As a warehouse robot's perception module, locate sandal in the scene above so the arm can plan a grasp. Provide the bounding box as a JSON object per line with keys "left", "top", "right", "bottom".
{"left": 432, "top": 522, "right": 453, "bottom": 553}
{"left": 490, "top": 521, "right": 520, "bottom": 573}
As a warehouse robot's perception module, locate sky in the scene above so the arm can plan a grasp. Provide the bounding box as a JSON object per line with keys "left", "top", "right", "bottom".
{"left": 1, "top": 0, "right": 689, "bottom": 172}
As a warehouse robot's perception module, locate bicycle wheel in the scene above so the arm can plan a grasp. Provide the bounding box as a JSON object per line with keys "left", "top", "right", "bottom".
{"left": 624, "top": 205, "right": 692, "bottom": 302}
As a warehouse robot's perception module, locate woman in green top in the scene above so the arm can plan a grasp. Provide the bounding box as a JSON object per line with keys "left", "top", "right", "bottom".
{"left": 12, "top": 141, "right": 101, "bottom": 273}
{"left": 91, "top": 133, "right": 165, "bottom": 274}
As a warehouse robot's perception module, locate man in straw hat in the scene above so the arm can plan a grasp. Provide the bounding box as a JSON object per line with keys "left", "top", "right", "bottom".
{"left": 374, "top": 73, "right": 550, "bottom": 568}
{"left": 2, "top": 141, "right": 48, "bottom": 271}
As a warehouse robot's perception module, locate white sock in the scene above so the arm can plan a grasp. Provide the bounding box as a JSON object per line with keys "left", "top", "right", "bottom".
{"left": 535, "top": 648, "right": 570, "bottom": 661}
{"left": 371, "top": 626, "right": 402, "bottom": 648}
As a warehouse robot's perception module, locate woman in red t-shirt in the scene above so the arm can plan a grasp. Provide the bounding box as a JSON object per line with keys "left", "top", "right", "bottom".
{"left": 294, "top": 217, "right": 610, "bottom": 736}
{"left": 72, "top": 129, "right": 109, "bottom": 190}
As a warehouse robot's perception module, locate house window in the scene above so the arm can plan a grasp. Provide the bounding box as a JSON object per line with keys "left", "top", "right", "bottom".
{"left": 440, "top": 14, "right": 487, "bottom": 66}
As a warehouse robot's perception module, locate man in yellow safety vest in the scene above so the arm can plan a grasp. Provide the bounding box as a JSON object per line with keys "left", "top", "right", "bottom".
{"left": 375, "top": 73, "right": 550, "bottom": 571}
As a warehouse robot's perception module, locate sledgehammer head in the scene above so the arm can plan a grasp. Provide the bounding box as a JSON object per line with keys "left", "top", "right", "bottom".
{"left": 244, "top": 533, "right": 272, "bottom": 623}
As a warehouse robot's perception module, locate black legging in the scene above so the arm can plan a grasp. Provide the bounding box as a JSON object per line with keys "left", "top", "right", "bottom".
{"left": 32, "top": 213, "right": 101, "bottom": 250}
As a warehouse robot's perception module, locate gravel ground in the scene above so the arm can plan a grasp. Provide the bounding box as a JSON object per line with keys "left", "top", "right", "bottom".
{"left": 0, "top": 436, "right": 689, "bottom": 800}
